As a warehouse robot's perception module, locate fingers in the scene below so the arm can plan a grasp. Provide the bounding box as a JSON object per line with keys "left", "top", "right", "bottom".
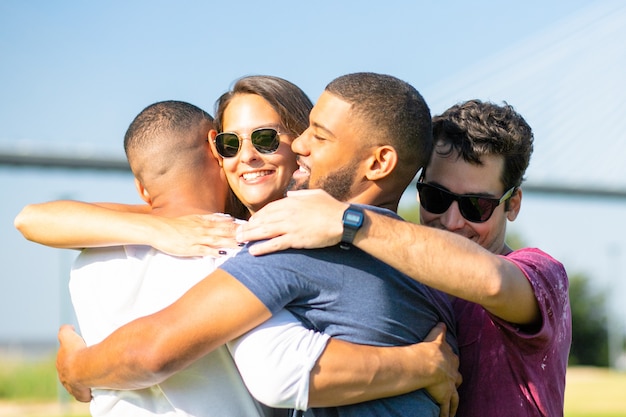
{"left": 247, "top": 237, "right": 295, "bottom": 256}
{"left": 236, "top": 211, "right": 293, "bottom": 245}
{"left": 450, "top": 390, "right": 459, "bottom": 417}
{"left": 424, "top": 322, "right": 446, "bottom": 343}
{"left": 439, "top": 400, "right": 450, "bottom": 417}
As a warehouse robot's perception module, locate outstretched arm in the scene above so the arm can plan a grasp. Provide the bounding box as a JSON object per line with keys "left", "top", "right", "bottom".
{"left": 15, "top": 200, "right": 238, "bottom": 256}
{"left": 15, "top": 200, "right": 150, "bottom": 249}
{"left": 237, "top": 189, "right": 539, "bottom": 325}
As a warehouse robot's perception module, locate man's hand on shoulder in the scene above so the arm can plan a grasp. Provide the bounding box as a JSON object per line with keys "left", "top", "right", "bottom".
{"left": 237, "top": 190, "right": 347, "bottom": 256}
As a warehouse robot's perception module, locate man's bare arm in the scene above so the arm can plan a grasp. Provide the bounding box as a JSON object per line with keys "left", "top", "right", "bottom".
{"left": 238, "top": 189, "right": 539, "bottom": 325}
{"left": 56, "top": 269, "right": 272, "bottom": 400}
{"left": 308, "top": 323, "right": 461, "bottom": 417}
{"left": 15, "top": 200, "right": 238, "bottom": 255}
{"left": 15, "top": 200, "right": 150, "bottom": 249}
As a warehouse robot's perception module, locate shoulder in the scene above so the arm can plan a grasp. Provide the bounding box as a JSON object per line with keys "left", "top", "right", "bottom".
{"left": 506, "top": 248, "right": 571, "bottom": 334}
{"left": 505, "top": 247, "right": 567, "bottom": 280}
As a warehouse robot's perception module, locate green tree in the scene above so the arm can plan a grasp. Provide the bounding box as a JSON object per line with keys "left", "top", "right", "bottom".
{"left": 568, "top": 273, "right": 609, "bottom": 366}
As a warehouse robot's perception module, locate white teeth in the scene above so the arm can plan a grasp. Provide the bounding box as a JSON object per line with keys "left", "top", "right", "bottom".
{"left": 242, "top": 171, "right": 271, "bottom": 181}
{"left": 299, "top": 166, "right": 309, "bottom": 174}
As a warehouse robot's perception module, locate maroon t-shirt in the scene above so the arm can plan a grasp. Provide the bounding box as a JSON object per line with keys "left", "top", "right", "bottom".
{"left": 453, "top": 248, "right": 571, "bottom": 417}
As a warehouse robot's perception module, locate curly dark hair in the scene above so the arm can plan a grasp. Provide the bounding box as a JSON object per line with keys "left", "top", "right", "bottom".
{"left": 430, "top": 99, "right": 534, "bottom": 191}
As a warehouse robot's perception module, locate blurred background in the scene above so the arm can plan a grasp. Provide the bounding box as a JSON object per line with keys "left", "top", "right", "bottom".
{"left": 1, "top": 0, "right": 625, "bottom": 414}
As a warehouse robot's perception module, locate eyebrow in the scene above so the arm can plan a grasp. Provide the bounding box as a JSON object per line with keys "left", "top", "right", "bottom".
{"left": 310, "top": 121, "right": 336, "bottom": 138}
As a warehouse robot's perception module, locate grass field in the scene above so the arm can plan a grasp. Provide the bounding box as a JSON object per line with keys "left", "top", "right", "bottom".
{"left": 1, "top": 359, "right": 625, "bottom": 416}
{"left": 564, "top": 367, "right": 626, "bottom": 417}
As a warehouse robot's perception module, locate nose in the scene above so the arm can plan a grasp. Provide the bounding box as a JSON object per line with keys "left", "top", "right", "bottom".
{"left": 237, "top": 137, "right": 260, "bottom": 164}
{"left": 291, "top": 128, "right": 310, "bottom": 157}
{"left": 439, "top": 201, "right": 466, "bottom": 231}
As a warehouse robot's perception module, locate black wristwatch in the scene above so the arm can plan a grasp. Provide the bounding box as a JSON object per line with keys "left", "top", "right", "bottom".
{"left": 340, "top": 204, "right": 364, "bottom": 250}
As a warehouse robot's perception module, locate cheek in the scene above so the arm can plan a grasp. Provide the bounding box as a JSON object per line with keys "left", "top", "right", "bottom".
{"left": 221, "top": 158, "right": 237, "bottom": 174}
{"left": 274, "top": 147, "right": 298, "bottom": 174}
{"left": 221, "top": 160, "right": 240, "bottom": 184}
{"left": 419, "top": 207, "right": 438, "bottom": 225}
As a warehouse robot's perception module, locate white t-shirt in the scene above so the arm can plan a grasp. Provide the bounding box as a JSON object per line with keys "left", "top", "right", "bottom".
{"left": 70, "top": 245, "right": 328, "bottom": 416}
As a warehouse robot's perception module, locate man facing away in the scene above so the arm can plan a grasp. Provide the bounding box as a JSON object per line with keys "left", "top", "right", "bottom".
{"left": 66, "top": 100, "right": 311, "bottom": 417}
{"left": 56, "top": 73, "right": 458, "bottom": 417}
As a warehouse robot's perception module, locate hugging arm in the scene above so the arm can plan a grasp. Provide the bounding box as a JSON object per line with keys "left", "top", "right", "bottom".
{"left": 239, "top": 189, "right": 539, "bottom": 325}
{"left": 231, "top": 314, "right": 460, "bottom": 416}
{"left": 14, "top": 200, "right": 238, "bottom": 256}
{"left": 15, "top": 200, "right": 150, "bottom": 249}
{"left": 57, "top": 269, "right": 273, "bottom": 401}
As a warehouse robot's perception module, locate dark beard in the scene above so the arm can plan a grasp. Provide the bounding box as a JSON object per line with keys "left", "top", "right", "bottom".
{"left": 287, "top": 163, "right": 358, "bottom": 202}
{"left": 287, "top": 175, "right": 309, "bottom": 193}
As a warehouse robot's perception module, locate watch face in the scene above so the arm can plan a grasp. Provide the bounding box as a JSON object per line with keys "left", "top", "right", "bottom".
{"left": 345, "top": 210, "right": 363, "bottom": 226}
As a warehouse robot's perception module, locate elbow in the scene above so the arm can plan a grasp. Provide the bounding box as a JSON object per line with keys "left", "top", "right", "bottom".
{"left": 138, "top": 350, "right": 170, "bottom": 380}
{"left": 476, "top": 262, "right": 509, "bottom": 308}
{"left": 482, "top": 274, "right": 506, "bottom": 301}
{"left": 14, "top": 206, "right": 36, "bottom": 240}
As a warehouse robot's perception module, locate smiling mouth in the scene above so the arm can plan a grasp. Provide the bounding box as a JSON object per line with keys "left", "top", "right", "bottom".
{"left": 242, "top": 170, "right": 273, "bottom": 181}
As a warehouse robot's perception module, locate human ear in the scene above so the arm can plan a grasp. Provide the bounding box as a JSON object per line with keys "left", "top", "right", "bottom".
{"left": 365, "top": 145, "right": 398, "bottom": 181}
{"left": 208, "top": 130, "right": 223, "bottom": 167}
{"left": 506, "top": 188, "right": 522, "bottom": 221}
{"left": 134, "top": 178, "right": 152, "bottom": 205}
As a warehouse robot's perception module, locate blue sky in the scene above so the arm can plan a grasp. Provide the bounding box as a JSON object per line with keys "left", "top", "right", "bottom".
{"left": 3, "top": 0, "right": 624, "bottom": 342}
{"left": 0, "top": 0, "right": 595, "bottom": 153}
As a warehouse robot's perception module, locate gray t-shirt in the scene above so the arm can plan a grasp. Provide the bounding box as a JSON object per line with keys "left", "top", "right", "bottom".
{"left": 220, "top": 205, "right": 457, "bottom": 417}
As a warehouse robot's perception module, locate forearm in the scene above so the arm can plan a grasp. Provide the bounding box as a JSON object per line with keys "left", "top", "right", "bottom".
{"left": 15, "top": 200, "right": 158, "bottom": 249}
{"left": 60, "top": 317, "right": 172, "bottom": 391}
{"left": 59, "top": 269, "right": 273, "bottom": 396}
{"left": 355, "top": 211, "right": 537, "bottom": 323}
{"left": 308, "top": 339, "right": 439, "bottom": 406}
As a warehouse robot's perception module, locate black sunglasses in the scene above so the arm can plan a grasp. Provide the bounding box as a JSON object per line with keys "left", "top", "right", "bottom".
{"left": 214, "top": 128, "right": 282, "bottom": 158}
{"left": 416, "top": 182, "right": 516, "bottom": 223}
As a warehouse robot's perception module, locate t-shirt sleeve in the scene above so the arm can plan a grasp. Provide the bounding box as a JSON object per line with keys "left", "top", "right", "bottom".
{"left": 219, "top": 245, "right": 302, "bottom": 314}
{"left": 495, "top": 248, "right": 569, "bottom": 347}
{"left": 227, "top": 309, "right": 330, "bottom": 410}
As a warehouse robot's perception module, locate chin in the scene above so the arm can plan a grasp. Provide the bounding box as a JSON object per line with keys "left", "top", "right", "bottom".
{"left": 287, "top": 176, "right": 309, "bottom": 192}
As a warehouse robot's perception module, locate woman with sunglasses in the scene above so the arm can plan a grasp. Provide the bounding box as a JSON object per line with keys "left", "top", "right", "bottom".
{"left": 15, "top": 75, "right": 459, "bottom": 415}
{"left": 236, "top": 99, "right": 572, "bottom": 417}
{"left": 210, "top": 75, "right": 306, "bottom": 216}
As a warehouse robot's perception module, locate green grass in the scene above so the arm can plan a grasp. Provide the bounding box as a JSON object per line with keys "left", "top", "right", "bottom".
{"left": 0, "top": 356, "right": 90, "bottom": 416}
{"left": 564, "top": 367, "right": 626, "bottom": 417}
{"left": 1, "top": 359, "right": 625, "bottom": 416}
{"left": 0, "top": 356, "right": 58, "bottom": 400}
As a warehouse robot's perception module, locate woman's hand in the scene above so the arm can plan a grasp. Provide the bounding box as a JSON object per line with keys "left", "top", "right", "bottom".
{"left": 148, "top": 213, "right": 240, "bottom": 257}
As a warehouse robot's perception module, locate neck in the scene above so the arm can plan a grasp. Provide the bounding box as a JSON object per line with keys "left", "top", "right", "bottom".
{"left": 347, "top": 188, "right": 400, "bottom": 213}
{"left": 148, "top": 193, "right": 226, "bottom": 218}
